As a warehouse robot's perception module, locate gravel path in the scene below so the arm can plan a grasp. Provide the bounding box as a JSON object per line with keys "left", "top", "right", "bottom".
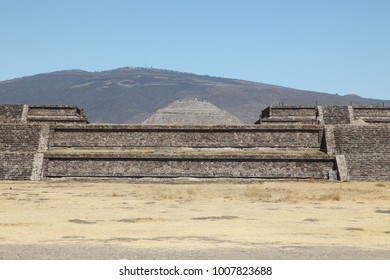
{"left": 1, "top": 244, "right": 389, "bottom": 260}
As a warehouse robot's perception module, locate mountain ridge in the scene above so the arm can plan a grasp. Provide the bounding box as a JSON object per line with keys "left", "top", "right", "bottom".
{"left": 1, "top": 67, "right": 389, "bottom": 124}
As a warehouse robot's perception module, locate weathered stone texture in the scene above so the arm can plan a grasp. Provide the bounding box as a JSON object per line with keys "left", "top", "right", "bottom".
{"left": 259, "top": 106, "right": 317, "bottom": 124}
{"left": 0, "top": 125, "right": 41, "bottom": 152}
{"left": 0, "top": 153, "right": 35, "bottom": 180}
{"left": 44, "top": 153, "right": 335, "bottom": 179}
{"left": 322, "top": 106, "right": 351, "bottom": 125}
{"left": 258, "top": 105, "right": 390, "bottom": 125}
{"left": 49, "top": 125, "right": 323, "bottom": 149}
{"left": 0, "top": 105, "right": 24, "bottom": 123}
{"left": 333, "top": 125, "right": 390, "bottom": 180}
{"left": 353, "top": 107, "right": 390, "bottom": 124}
{"left": 344, "top": 153, "right": 390, "bottom": 180}
{"left": 27, "top": 105, "right": 88, "bottom": 123}
{"left": 28, "top": 106, "right": 80, "bottom": 117}
{"left": 267, "top": 106, "right": 317, "bottom": 117}
{"left": 143, "top": 99, "right": 243, "bottom": 125}
{"left": 333, "top": 125, "right": 390, "bottom": 154}
{"left": 335, "top": 155, "right": 349, "bottom": 181}
{"left": 0, "top": 124, "right": 41, "bottom": 180}
{"left": 0, "top": 104, "right": 88, "bottom": 124}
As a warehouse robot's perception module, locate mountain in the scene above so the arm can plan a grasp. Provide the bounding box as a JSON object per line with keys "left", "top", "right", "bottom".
{"left": 0, "top": 67, "right": 388, "bottom": 124}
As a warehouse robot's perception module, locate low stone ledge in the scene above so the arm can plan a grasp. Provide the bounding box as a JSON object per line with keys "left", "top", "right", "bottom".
{"left": 50, "top": 124, "right": 324, "bottom": 131}
{"left": 44, "top": 152, "right": 334, "bottom": 160}
{"left": 43, "top": 153, "right": 336, "bottom": 180}
{"left": 49, "top": 124, "right": 324, "bottom": 149}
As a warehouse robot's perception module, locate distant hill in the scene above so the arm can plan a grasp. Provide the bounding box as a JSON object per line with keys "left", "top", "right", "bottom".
{"left": 0, "top": 67, "right": 388, "bottom": 123}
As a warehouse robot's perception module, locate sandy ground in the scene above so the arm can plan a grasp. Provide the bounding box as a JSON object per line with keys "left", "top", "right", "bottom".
{"left": 0, "top": 180, "right": 390, "bottom": 259}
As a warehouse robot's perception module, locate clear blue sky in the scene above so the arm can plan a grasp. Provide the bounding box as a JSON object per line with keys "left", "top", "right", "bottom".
{"left": 1, "top": 0, "right": 390, "bottom": 100}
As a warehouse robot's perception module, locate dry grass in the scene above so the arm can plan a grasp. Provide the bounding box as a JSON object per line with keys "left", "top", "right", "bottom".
{"left": 1, "top": 180, "right": 390, "bottom": 252}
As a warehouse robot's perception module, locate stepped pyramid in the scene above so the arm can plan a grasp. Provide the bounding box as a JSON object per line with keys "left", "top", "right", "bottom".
{"left": 143, "top": 99, "right": 243, "bottom": 125}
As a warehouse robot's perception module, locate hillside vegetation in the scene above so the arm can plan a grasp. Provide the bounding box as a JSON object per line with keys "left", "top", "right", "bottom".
{"left": 1, "top": 67, "right": 388, "bottom": 123}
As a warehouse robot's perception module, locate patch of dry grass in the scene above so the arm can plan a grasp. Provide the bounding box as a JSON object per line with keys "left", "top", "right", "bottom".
{"left": 1, "top": 179, "right": 390, "bottom": 252}
{"left": 151, "top": 187, "right": 204, "bottom": 200}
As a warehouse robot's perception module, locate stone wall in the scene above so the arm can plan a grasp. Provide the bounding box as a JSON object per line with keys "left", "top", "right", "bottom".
{"left": 345, "top": 153, "right": 390, "bottom": 180}
{"left": 43, "top": 153, "right": 336, "bottom": 179}
{"left": 49, "top": 125, "right": 323, "bottom": 149}
{"left": 266, "top": 106, "right": 317, "bottom": 117}
{"left": 0, "top": 153, "right": 36, "bottom": 180}
{"left": 0, "top": 104, "right": 88, "bottom": 124}
{"left": 0, "top": 124, "right": 47, "bottom": 180}
{"left": 0, "top": 124, "right": 41, "bottom": 152}
{"left": 0, "top": 105, "right": 24, "bottom": 123}
{"left": 258, "top": 105, "right": 390, "bottom": 125}
{"left": 353, "top": 107, "right": 390, "bottom": 124}
{"left": 332, "top": 124, "right": 390, "bottom": 180}
{"left": 321, "top": 106, "right": 351, "bottom": 125}
{"left": 27, "top": 105, "right": 81, "bottom": 117}
{"left": 7, "top": 103, "right": 390, "bottom": 181}
{"left": 27, "top": 105, "right": 88, "bottom": 123}
{"left": 333, "top": 125, "right": 390, "bottom": 154}
{"left": 258, "top": 106, "right": 317, "bottom": 124}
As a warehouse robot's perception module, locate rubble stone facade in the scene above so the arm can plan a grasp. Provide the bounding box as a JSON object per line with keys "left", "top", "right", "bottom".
{"left": 1, "top": 104, "right": 390, "bottom": 181}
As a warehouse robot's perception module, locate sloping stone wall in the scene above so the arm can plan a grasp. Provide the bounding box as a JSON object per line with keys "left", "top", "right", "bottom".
{"left": 0, "top": 105, "right": 24, "bottom": 123}
{"left": 49, "top": 125, "right": 323, "bottom": 149}
{"left": 267, "top": 106, "right": 317, "bottom": 117}
{"left": 27, "top": 105, "right": 88, "bottom": 123}
{"left": 43, "top": 153, "right": 335, "bottom": 179}
{"left": 0, "top": 104, "right": 88, "bottom": 124}
{"left": 333, "top": 125, "right": 390, "bottom": 154}
{"left": 0, "top": 124, "right": 41, "bottom": 152}
{"left": 345, "top": 153, "right": 390, "bottom": 181}
{"left": 0, "top": 153, "right": 36, "bottom": 180}
{"left": 258, "top": 106, "right": 317, "bottom": 124}
{"left": 333, "top": 125, "right": 390, "bottom": 180}
{"left": 321, "top": 106, "right": 351, "bottom": 125}
{"left": 0, "top": 125, "right": 40, "bottom": 180}
{"left": 258, "top": 105, "right": 390, "bottom": 125}
{"left": 353, "top": 107, "right": 390, "bottom": 123}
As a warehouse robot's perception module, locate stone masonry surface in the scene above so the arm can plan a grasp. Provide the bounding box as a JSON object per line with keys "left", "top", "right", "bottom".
{"left": 353, "top": 107, "right": 390, "bottom": 123}
{"left": 321, "top": 106, "right": 351, "bottom": 125}
{"left": 0, "top": 104, "right": 88, "bottom": 124}
{"left": 0, "top": 124, "right": 41, "bottom": 180}
{"left": 333, "top": 124, "right": 390, "bottom": 180}
{"left": 5, "top": 103, "right": 390, "bottom": 181}
{"left": 258, "top": 105, "right": 390, "bottom": 125}
{"left": 0, "top": 153, "right": 35, "bottom": 180}
{"left": 0, "top": 105, "right": 23, "bottom": 123}
{"left": 0, "top": 124, "right": 41, "bottom": 152}
{"left": 267, "top": 106, "right": 317, "bottom": 117}
{"left": 43, "top": 153, "right": 335, "bottom": 179}
{"left": 49, "top": 125, "right": 323, "bottom": 149}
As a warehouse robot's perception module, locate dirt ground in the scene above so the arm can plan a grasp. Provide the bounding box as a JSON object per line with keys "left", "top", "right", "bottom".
{"left": 0, "top": 180, "right": 390, "bottom": 259}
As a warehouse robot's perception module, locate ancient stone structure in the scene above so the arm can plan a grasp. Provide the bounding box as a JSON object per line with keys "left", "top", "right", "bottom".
{"left": 0, "top": 104, "right": 88, "bottom": 124}
{"left": 256, "top": 105, "right": 390, "bottom": 125}
{"left": 143, "top": 99, "right": 243, "bottom": 125}
{"left": 1, "top": 103, "right": 390, "bottom": 181}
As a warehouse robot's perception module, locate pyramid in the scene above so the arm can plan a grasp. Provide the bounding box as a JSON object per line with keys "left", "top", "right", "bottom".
{"left": 143, "top": 99, "right": 243, "bottom": 125}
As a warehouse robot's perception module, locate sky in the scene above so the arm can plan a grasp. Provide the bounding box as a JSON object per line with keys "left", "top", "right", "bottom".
{"left": 1, "top": 0, "right": 390, "bottom": 100}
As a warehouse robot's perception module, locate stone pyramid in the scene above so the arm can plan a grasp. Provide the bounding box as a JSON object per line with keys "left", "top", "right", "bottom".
{"left": 143, "top": 99, "right": 243, "bottom": 125}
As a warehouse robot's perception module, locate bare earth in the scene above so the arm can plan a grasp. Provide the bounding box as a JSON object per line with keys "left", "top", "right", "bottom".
{"left": 0, "top": 180, "right": 390, "bottom": 259}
